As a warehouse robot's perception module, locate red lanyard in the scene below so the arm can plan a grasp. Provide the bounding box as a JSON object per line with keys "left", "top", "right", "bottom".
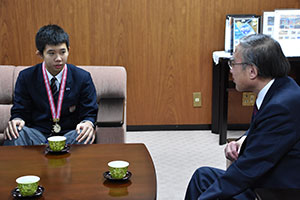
{"left": 42, "top": 62, "right": 67, "bottom": 122}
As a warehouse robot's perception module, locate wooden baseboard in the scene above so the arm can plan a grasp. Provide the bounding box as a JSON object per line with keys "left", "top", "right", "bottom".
{"left": 127, "top": 124, "right": 249, "bottom": 131}
{"left": 127, "top": 124, "right": 211, "bottom": 131}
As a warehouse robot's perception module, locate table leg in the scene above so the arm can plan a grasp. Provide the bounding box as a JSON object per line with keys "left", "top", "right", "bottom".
{"left": 218, "top": 59, "right": 229, "bottom": 145}
{"left": 212, "top": 60, "right": 221, "bottom": 134}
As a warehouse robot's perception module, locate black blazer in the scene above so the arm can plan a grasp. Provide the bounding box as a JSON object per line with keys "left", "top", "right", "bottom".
{"left": 11, "top": 63, "right": 98, "bottom": 135}
{"left": 200, "top": 77, "right": 300, "bottom": 199}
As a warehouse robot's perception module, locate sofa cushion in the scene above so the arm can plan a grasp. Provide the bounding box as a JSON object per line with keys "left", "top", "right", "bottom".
{"left": 79, "top": 66, "right": 127, "bottom": 102}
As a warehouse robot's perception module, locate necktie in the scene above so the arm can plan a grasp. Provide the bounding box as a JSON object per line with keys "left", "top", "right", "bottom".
{"left": 253, "top": 103, "right": 258, "bottom": 117}
{"left": 251, "top": 103, "right": 258, "bottom": 123}
{"left": 50, "top": 77, "right": 58, "bottom": 105}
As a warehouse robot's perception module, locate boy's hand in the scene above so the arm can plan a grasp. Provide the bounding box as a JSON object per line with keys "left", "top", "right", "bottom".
{"left": 4, "top": 119, "right": 25, "bottom": 140}
{"left": 76, "top": 121, "right": 95, "bottom": 144}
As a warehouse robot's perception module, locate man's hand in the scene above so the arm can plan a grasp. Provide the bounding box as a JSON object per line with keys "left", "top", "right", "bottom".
{"left": 225, "top": 141, "right": 240, "bottom": 162}
{"left": 224, "top": 135, "right": 247, "bottom": 162}
{"left": 4, "top": 119, "right": 25, "bottom": 140}
{"left": 76, "top": 121, "right": 95, "bottom": 144}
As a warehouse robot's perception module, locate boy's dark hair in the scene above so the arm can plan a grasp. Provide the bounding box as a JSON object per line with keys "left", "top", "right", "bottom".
{"left": 35, "top": 24, "right": 69, "bottom": 54}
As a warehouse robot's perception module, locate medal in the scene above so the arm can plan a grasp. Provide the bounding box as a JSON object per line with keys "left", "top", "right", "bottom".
{"left": 53, "top": 123, "right": 61, "bottom": 133}
{"left": 42, "top": 62, "right": 68, "bottom": 135}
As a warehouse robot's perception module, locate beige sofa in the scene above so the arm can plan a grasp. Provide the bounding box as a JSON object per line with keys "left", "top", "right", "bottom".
{"left": 0, "top": 65, "right": 127, "bottom": 145}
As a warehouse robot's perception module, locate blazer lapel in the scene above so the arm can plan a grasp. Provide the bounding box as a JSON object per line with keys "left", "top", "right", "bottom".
{"left": 259, "top": 77, "right": 287, "bottom": 113}
{"left": 239, "top": 77, "right": 288, "bottom": 155}
{"left": 36, "top": 64, "right": 48, "bottom": 99}
{"left": 64, "top": 64, "right": 72, "bottom": 98}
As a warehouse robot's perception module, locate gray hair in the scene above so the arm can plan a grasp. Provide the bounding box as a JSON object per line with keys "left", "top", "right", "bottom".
{"left": 238, "top": 34, "right": 290, "bottom": 78}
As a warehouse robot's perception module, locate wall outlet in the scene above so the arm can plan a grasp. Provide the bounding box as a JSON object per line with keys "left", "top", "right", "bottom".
{"left": 193, "top": 92, "right": 202, "bottom": 107}
{"left": 242, "top": 92, "right": 256, "bottom": 106}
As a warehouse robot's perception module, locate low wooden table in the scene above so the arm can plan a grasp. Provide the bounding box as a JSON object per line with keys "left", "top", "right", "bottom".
{"left": 0, "top": 143, "right": 157, "bottom": 200}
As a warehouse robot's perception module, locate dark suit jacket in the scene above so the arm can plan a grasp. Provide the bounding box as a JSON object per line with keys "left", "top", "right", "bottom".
{"left": 11, "top": 63, "right": 98, "bottom": 135}
{"left": 200, "top": 77, "right": 300, "bottom": 200}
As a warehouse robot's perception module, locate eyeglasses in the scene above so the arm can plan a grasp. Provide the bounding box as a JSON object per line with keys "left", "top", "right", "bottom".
{"left": 228, "top": 60, "right": 249, "bottom": 70}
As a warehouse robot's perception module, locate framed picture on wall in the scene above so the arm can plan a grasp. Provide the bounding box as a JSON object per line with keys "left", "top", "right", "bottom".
{"left": 225, "top": 14, "right": 260, "bottom": 53}
{"left": 224, "top": 15, "right": 235, "bottom": 52}
{"left": 262, "top": 11, "right": 275, "bottom": 38}
{"left": 273, "top": 9, "right": 300, "bottom": 57}
{"left": 233, "top": 16, "right": 260, "bottom": 52}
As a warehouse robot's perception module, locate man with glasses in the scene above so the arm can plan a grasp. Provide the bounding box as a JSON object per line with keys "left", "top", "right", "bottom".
{"left": 185, "top": 34, "right": 300, "bottom": 200}
{"left": 227, "top": 59, "right": 250, "bottom": 70}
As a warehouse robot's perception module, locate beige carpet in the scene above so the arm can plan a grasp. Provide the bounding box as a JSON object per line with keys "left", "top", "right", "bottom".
{"left": 125, "top": 130, "right": 244, "bottom": 200}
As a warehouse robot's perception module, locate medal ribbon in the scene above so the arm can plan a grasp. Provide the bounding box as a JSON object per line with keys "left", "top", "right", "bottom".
{"left": 42, "top": 62, "right": 68, "bottom": 122}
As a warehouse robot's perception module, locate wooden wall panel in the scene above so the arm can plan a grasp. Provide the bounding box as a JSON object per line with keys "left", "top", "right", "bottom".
{"left": 228, "top": 89, "right": 253, "bottom": 124}
{"left": 0, "top": 0, "right": 299, "bottom": 126}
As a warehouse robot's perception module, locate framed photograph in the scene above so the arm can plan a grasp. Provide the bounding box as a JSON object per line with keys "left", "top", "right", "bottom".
{"left": 262, "top": 11, "right": 275, "bottom": 38}
{"left": 224, "top": 15, "right": 234, "bottom": 52}
{"left": 224, "top": 14, "right": 260, "bottom": 53}
{"left": 233, "top": 16, "right": 260, "bottom": 52}
{"left": 273, "top": 9, "right": 300, "bottom": 57}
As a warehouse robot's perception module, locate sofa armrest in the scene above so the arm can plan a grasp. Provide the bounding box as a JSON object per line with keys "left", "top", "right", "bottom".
{"left": 96, "top": 98, "right": 124, "bottom": 127}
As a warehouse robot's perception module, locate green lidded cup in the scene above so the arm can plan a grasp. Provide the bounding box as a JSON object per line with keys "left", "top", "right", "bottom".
{"left": 16, "top": 175, "right": 40, "bottom": 197}
{"left": 48, "top": 136, "right": 66, "bottom": 152}
{"left": 108, "top": 160, "right": 129, "bottom": 179}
